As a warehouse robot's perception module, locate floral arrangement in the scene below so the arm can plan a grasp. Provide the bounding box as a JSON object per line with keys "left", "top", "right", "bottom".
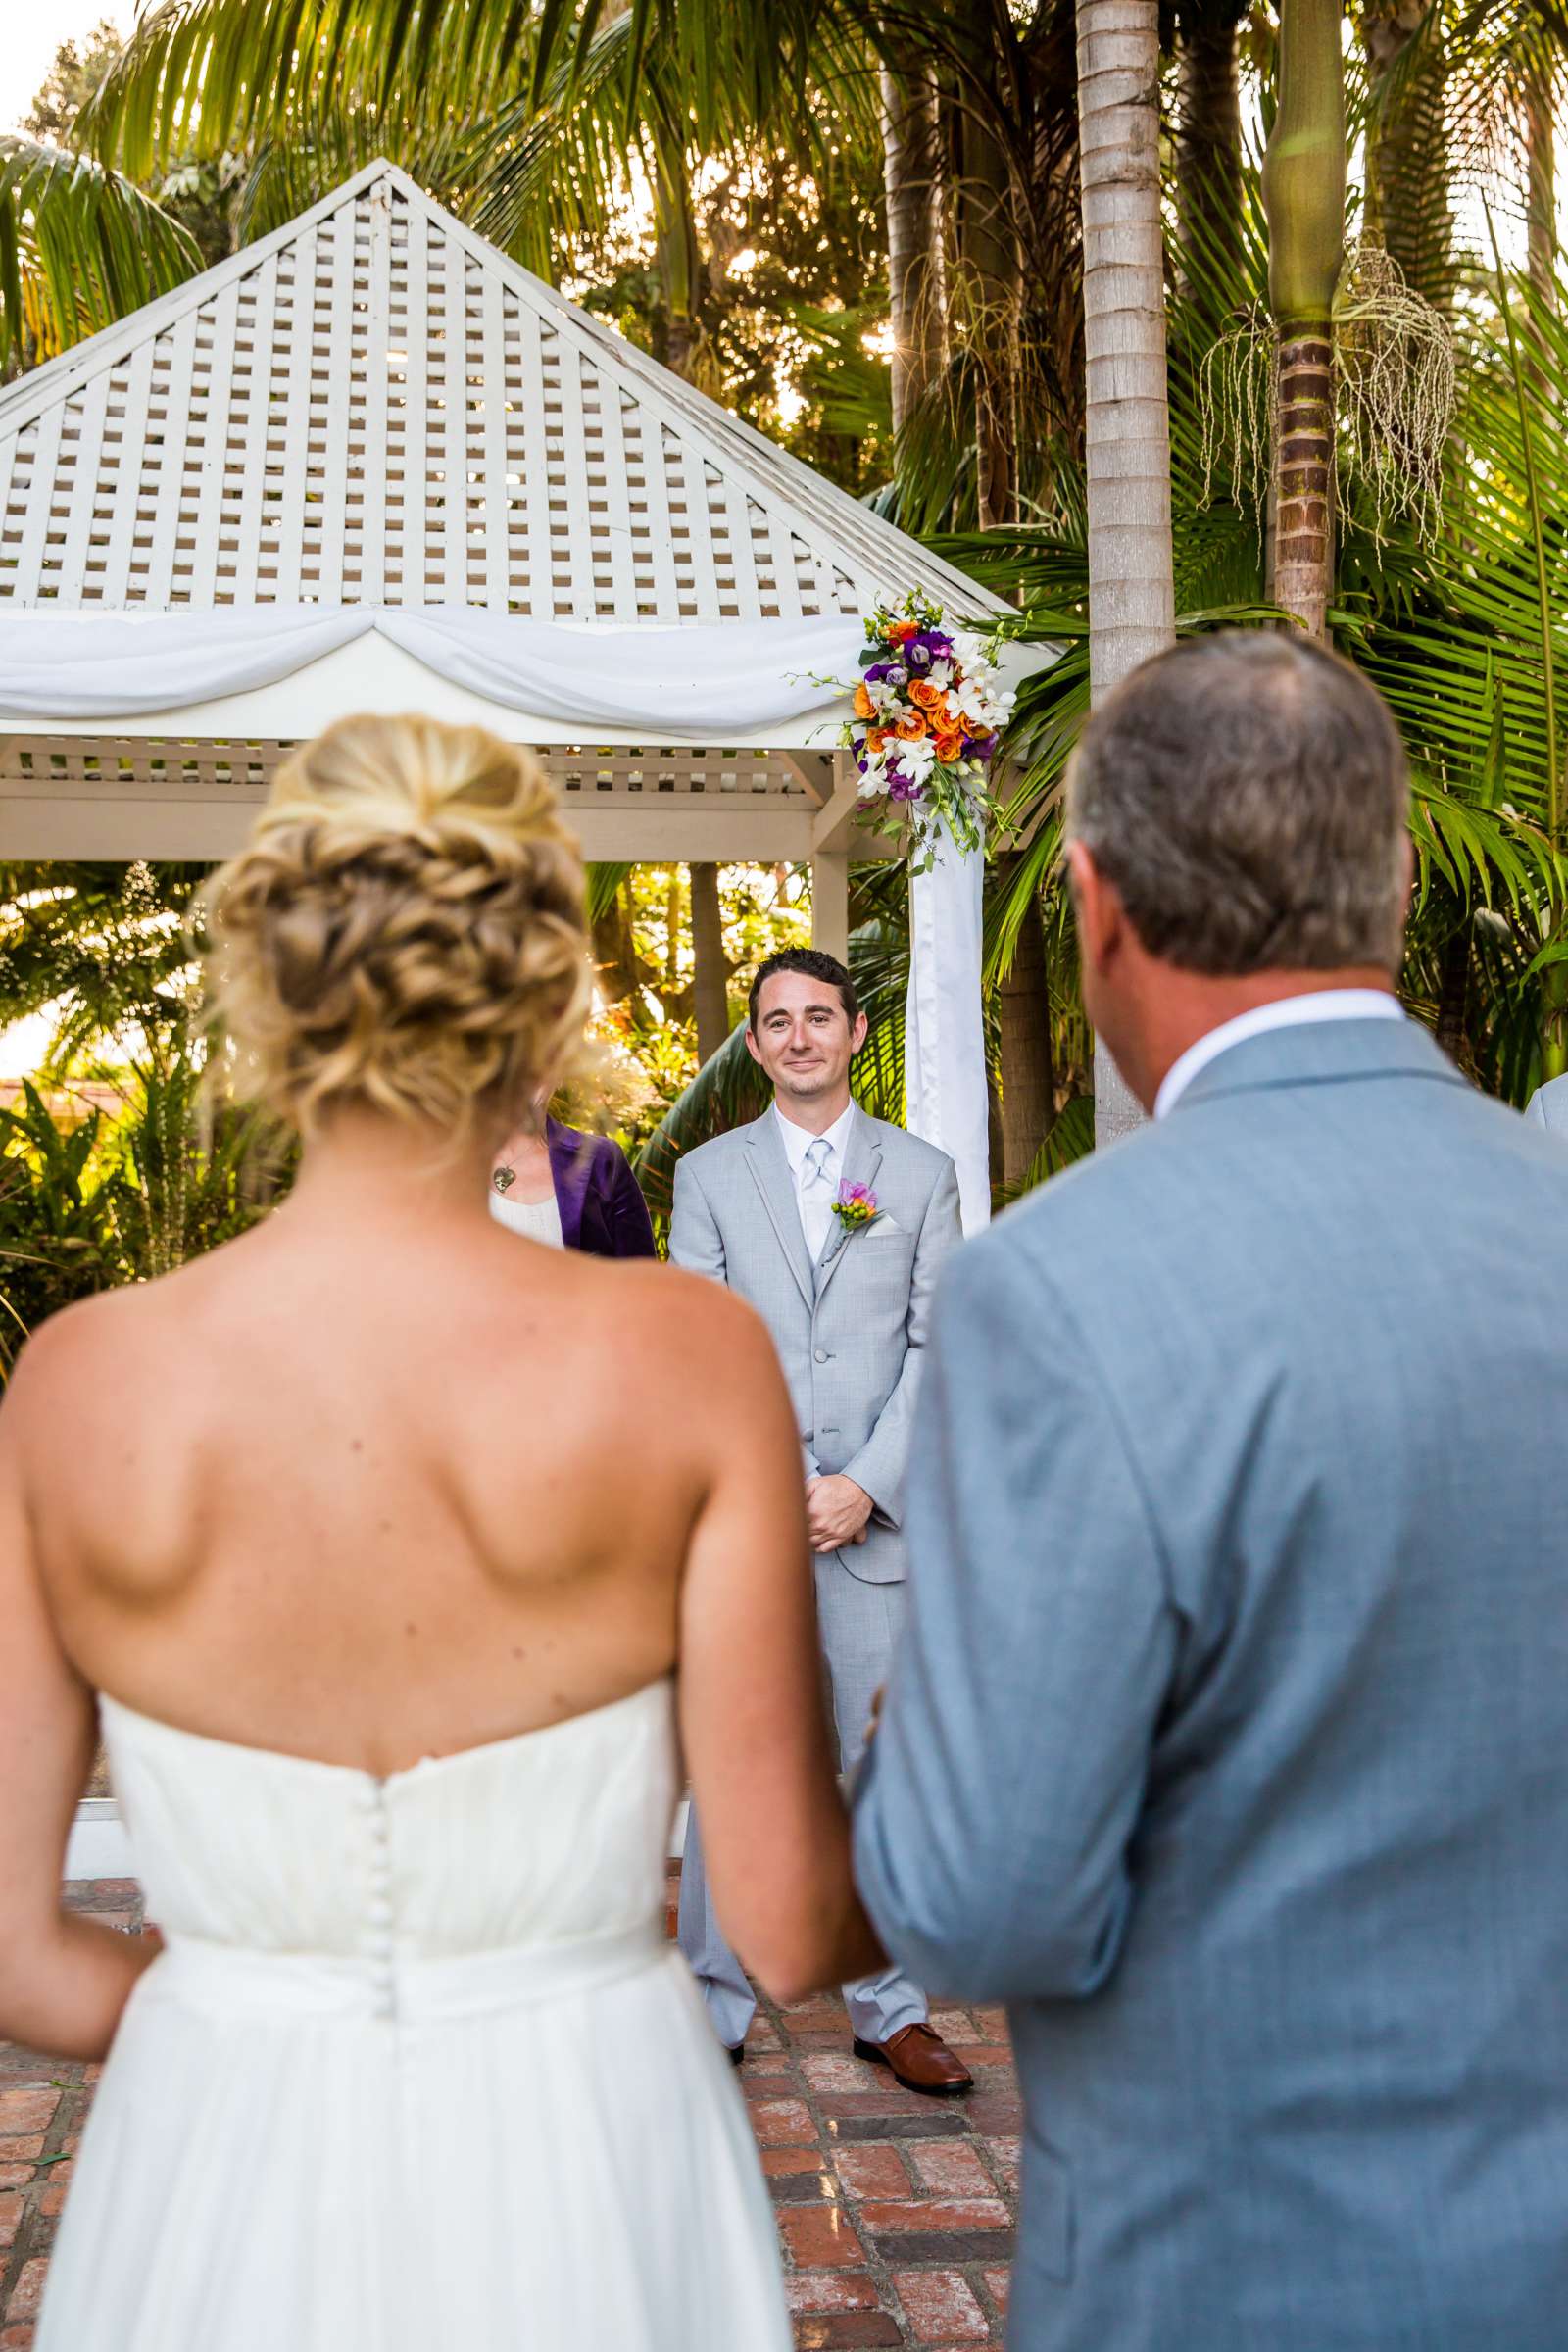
{"left": 841, "top": 591, "right": 1016, "bottom": 866}
{"left": 832, "top": 1180, "right": 880, "bottom": 1232}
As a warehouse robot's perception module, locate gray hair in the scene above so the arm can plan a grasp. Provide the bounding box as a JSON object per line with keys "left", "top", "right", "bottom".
{"left": 1064, "top": 633, "right": 1410, "bottom": 975}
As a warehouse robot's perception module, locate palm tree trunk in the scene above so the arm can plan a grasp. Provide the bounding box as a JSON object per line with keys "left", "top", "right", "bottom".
{"left": 956, "top": 99, "right": 1021, "bottom": 530}
{"left": 1527, "top": 63, "right": 1555, "bottom": 306}
{"left": 1076, "top": 0, "right": 1176, "bottom": 1142}
{"left": 1175, "top": 0, "right": 1246, "bottom": 301}
{"left": 880, "top": 37, "right": 948, "bottom": 435}
{"left": 1261, "top": 0, "right": 1346, "bottom": 643}
{"left": 654, "top": 140, "right": 702, "bottom": 383}
{"left": 689, "top": 863, "right": 730, "bottom": 1065}
{"left": 592, "top": 881, "right": 644, "bottom": 1005}
{"left": 1433, "top": 919, "right": 1471, "bottom": 1065}
{"left": 1362, "top": 0, "right": 1449, "bottom": 310}
{"left": 998, "top": 873, "right": 1056, "bottom": 1184}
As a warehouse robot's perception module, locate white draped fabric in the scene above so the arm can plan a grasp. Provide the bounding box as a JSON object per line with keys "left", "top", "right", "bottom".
{"left": 0, "top": 607, "right": 861, "bottom": 734}
{"left": 0, "top": 600, "right": 993, "bottom": 1220}
{"left": 906, "top": 830, "right": 991, "bottom": 1235}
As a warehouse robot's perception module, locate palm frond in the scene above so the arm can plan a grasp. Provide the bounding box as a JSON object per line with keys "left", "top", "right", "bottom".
{"left": 0, "top": 135, "right": 201, "bottom": 372}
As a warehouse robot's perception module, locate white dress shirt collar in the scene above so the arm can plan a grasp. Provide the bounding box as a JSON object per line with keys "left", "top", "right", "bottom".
{"left": 1153, "top": 990, "right": 1404, "bottom": 1121}
{"left": 773, "top": 1097, "right": 857, "bottom": 1172}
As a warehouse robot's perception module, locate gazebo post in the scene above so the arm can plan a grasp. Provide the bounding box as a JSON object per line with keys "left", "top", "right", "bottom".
{"left": 807, "top": 749, "right": 860, "bottom": 963}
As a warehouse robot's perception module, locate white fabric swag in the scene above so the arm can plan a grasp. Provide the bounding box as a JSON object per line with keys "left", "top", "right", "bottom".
{"left": 0, "top": 607, "right": 864, "bottom": 733}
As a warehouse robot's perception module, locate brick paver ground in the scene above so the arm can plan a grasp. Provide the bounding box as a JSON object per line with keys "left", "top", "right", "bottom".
{"left": 0, "top": 1873, "right": 1018, "bottom": 2349}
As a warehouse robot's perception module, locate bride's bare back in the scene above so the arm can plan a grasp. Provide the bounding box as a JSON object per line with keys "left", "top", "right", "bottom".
{"left": 21, "top": 1153, "right": 790, "bottom": 1774}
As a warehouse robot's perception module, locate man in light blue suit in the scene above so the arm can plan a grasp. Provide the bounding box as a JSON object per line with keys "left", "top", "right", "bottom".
{"left": 855, "top": 631, "right": 1568, "bottom": 2350}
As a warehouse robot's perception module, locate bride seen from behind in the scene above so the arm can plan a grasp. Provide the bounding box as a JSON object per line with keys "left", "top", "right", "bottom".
{"left": 0, "top": 713, "right": 881, "bottom": 2351}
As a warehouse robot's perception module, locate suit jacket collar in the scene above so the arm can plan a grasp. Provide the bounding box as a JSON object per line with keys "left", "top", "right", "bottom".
{"left": 746, "top": 1108, "right": 816, "bottom": 1310}
{"left": 1173, "top": 1014, "right": 1468, "bottom": 1112}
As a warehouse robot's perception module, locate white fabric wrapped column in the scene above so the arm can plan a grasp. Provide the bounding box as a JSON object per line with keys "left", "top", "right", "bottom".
{"left": 905, "top": 829, "right": 990, "bottom": 1235}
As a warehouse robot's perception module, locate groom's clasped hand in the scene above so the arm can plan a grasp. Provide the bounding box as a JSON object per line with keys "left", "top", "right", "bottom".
{"left": 805, "top": 1473, "right": 871, "bottom": 1549}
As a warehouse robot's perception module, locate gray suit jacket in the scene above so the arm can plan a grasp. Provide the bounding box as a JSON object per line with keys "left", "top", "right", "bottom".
{"left": 669, "top": 1104, "right": 961, "bottom": 1582}
{"left": 856, "top": 1017, "right": 1568, "bottom": 2351}
{"left": 1525, "top": 1070, "right": 1568, "bottom": 1130}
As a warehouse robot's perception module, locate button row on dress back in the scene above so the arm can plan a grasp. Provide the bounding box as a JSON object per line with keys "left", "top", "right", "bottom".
{"left": 359, "top": 1782, "right": 397, "bottom": 2022}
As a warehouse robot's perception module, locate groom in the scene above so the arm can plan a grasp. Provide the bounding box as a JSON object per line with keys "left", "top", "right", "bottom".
{"left": 671, "top": 947, "right": 970, "bottom": 2093}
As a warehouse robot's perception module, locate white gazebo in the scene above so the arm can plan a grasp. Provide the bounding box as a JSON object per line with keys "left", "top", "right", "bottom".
{"left": 0, "top": 160, "right": 1022, "bottom": 1229}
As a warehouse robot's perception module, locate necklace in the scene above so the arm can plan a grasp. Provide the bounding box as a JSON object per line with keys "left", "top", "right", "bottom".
{"left": 492, "top": 1164, "right": 516, "bottom": 1194}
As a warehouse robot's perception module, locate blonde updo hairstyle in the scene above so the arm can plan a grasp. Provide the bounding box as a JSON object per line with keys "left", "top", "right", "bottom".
{"left": 202, "top": 714, "right": 591, "bottom": 1141}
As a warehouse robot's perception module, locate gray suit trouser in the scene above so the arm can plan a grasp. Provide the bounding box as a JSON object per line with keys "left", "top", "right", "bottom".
{"left": 677, "top": 1553, "right": 928, "bottom": 2048}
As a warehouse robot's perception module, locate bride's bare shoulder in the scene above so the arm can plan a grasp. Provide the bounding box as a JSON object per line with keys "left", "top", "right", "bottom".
{"left": 595, "top": 1256, "right": 783, "bottom": 1396}
{"left": 3, "top": 1248, "right": 231, "bottom": 1445}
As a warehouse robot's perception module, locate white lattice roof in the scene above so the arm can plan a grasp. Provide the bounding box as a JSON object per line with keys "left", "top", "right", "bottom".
{"left": 0, "top": 160, "right": 1004, "bottom": 627}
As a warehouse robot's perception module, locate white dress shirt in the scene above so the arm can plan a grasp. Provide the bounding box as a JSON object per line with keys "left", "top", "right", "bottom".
{"left": 1153, "top": 990, "right": 1404, "bottom": 1120}
{"left": 774, "top": 1099, "right": 857, "bottom": 1263}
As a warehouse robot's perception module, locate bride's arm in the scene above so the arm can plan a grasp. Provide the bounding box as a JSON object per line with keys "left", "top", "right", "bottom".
{"left": 676, "top": 1285, "right": 884, "bottom": 2002}
{"left": 0, "top": 1349, "right": 160, "bottom": 2060}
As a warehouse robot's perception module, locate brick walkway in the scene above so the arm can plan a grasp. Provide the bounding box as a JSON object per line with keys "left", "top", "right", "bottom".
{"left": 1, "top": 1875, "right": 1019, "bottom": 2350}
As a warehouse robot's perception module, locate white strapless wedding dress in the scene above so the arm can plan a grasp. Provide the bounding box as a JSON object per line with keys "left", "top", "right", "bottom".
{"left": 38, "top": 1678, "right": 789, "bottom": 2352}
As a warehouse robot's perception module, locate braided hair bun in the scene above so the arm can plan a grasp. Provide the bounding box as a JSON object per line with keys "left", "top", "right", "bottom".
{"left": 203, "top": 714, "right": 590, "bottom": 1137}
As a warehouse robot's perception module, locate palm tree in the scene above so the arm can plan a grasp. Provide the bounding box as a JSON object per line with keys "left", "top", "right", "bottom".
{"left": 1074, "top": 0, "right": 1174, "bottom": 1139}
{"left": 1257, "top": 0, "right": 1345, "bottom": 641}
{"left": 1174, "top": 0, "right": 1250, "bottom": 305}
{"left": 879, "top": 28, "right": 948, "bottom": 435}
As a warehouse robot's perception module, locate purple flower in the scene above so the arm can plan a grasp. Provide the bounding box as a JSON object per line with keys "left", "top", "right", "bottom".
{"left": 863, "top": 662, "right": 895, "bottom": 683}
{"left": 887, "top": 773, "right": 926, "bottom": 804}
{"left": 832, "top": 1180, "right": 880, "bottom": 1231}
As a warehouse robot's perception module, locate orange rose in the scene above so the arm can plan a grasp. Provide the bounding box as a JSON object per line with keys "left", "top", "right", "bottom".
{"left": 894, "top": 713, "right": 929, "bottom": 740}
{"left": 866, "top": 727, "right": 889, "bottom": 756}
{"left": 886, "top": 619, "right": 917, "bottom": 644}
{"left": 934, "top": 728, "right": 964, "bottom": 763}
{"left": 907, "top": 679, "right": 946, "bottom": 715}
{"left": 853, "top": 681, "right": 875, "bottom": 720}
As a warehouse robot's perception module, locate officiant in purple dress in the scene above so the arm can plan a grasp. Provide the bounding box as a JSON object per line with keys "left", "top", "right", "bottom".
{"left": 489, "top": 1111, "right": 657, "bottom": 1257}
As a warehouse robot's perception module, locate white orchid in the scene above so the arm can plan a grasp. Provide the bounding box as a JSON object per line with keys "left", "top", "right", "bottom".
{"left": 896, "top": 733, "right": 939, "bottom": 786}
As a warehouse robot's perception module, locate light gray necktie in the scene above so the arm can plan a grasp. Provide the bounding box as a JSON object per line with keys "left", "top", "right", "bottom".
{"left": 802, "top": 1135, "right": 833, "bottom": 1257}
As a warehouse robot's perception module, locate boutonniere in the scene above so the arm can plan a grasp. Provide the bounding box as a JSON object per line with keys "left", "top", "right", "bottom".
{"left": 832, "top": 1181, "right": 880, "bottom": 1234}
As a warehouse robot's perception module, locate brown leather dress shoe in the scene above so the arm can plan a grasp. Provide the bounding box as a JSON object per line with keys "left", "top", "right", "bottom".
{"left": 853, "top": 2023, "right": 973, "bottom": 2096}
